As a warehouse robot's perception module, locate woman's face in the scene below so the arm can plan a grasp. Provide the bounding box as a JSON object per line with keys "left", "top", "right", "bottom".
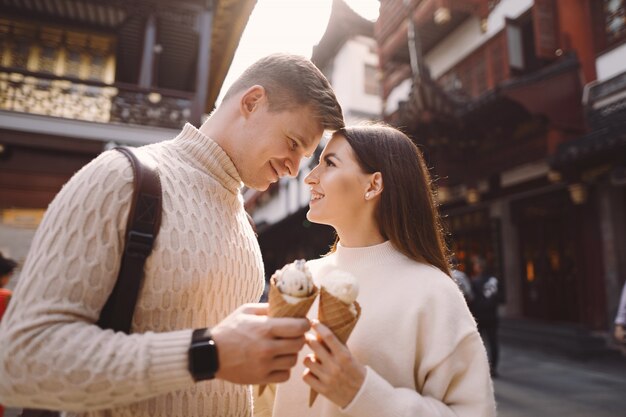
{"left": 304, "top": 134, "right": 373, "bottom": 228}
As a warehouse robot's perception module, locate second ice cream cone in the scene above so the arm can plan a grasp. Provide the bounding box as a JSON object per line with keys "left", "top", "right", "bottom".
{"left": 309, "top": 287, "right": 361, "bottom": 406}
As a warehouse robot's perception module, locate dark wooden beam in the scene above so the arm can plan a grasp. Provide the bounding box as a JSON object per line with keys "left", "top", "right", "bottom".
{"left": 138, "top": 13, "right": 157, "bottom": 89}
{"left": 190, "top": 8, "right": 213, "bottom": 125}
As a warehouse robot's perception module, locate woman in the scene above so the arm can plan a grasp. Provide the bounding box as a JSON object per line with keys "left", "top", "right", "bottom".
{"left": 257, "top": 124, "right": 495, "bottom": 417}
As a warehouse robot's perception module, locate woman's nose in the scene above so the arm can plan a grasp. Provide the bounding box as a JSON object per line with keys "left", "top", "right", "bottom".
{"left": 304, "top": 167, "right": 318, "bottom": 184}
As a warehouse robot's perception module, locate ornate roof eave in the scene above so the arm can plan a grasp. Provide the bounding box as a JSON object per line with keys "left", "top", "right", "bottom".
{"left": 207, "top": 0, "right": 257, "bottom": 111}
{"left": 312, "top": 0, "right": 375, "bottom": 70}
{"left": 398, "top": 55, "right": 583, "bottom": 143}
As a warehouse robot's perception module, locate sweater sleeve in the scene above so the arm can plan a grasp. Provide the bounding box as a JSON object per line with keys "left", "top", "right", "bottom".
{"left": 0, "top": 150, "right": 194, "bottom": 412}
{"left": 342, "top": 332, "right": 495, "bottom": 417}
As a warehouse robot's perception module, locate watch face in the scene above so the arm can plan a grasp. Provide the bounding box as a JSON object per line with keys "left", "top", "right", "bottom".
{"left": 189, "top": 331, "right": 219, "bottom": 381}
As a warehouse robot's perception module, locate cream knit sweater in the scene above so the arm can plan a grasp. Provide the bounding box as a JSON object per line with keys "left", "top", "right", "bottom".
{"left": 261, "top": 241, "right": 496, "bottom": 417}
{"left": 0, "top": 124, "right": 265, "bottom": 417}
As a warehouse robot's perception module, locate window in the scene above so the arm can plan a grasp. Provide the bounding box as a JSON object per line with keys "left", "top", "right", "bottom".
{"left": 605, "top": 0, "right": 626, "bottom": 44}
{"left": 364, "top": 63, "right": 379, "bottom": 96}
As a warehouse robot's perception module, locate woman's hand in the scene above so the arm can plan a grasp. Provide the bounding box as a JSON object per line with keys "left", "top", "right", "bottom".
{"left": 302, "top": 321, "right": 366, "bottom": 408}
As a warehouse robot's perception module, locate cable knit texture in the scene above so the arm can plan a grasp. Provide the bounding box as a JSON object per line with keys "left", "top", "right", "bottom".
{"left": 0, "top": 124, "right": 265, "bottom": 417}
{"left": 262, "top": 241, "right": 496, "bottom": 417}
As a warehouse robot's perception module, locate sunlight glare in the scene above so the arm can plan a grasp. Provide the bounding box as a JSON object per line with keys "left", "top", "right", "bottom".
{"left": 216, "top": 0, "right": 380, "bottom": 106}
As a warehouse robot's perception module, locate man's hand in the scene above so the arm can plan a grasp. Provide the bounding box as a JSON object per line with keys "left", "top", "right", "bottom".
{"left": 211, "top": 303, "right": 310, "bottom": 384}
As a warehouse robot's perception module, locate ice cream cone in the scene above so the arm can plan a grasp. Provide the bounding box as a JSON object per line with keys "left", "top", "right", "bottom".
{"left": 259, "top": 276, "right": 319, "bottom": 396}
{"left": 309, "top": 287, "right": 361, "bottom": 407}
{"left": 268, "top": 276, "right": 319, "bottom": 318}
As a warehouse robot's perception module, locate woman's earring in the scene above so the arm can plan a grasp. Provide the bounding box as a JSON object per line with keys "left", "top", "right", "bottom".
{"left": 365, "top": 192, "right": 371, "bottom": 199}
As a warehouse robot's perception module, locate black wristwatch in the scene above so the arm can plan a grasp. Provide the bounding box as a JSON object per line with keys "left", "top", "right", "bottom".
{"left": 188, "top": 328, "right": 219, "bottom": 381}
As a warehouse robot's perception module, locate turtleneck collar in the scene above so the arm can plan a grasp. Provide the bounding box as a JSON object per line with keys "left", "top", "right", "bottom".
{"left": 172, "top": 123, "right": 242, "bottom": 194}
{"left": 334, "top": 240, "right": 406, "bottom": 268}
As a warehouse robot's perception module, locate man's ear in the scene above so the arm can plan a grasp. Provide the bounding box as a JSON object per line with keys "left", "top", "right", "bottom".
{"left": 240, "top": 85, "right": 266, "bottom": 116}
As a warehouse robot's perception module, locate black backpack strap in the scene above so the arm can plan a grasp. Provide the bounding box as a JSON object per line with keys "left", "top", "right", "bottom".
{"left": 97, "top": 146, "right": 162, "bottom": 333}
{"left": 20, "top": 147, "right": 162, "bottom": 417}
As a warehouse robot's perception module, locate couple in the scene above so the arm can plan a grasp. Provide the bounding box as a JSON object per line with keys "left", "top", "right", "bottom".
{"left": 0, "top": 54, "right": 495, "bottom": 417}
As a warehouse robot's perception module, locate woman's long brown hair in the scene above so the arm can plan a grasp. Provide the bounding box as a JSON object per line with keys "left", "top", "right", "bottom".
{"left": 329, "top": 124, "right": 451, "bottom": 276}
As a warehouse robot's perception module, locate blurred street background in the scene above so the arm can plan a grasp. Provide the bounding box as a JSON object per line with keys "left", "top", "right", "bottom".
{"left": 1, "top": 0, "right": 626, "bottom": 415}
{"left": 495, "top": 342, "right": 626, "bottom": 417}
{"left": 5, "top": 339, "right": 625, "bottom": 417}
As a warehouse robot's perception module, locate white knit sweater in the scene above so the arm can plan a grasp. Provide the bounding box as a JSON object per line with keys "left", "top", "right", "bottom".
{"left": 265, "top": 241, "right": 496, "bottom": 417}
{"left": 0, "top": 124, "right": 265, "bottom": 417}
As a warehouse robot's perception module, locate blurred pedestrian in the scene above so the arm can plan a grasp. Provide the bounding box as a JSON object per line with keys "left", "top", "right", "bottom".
{"left": 451, "top": 256, "right": 473, "bottom": 302}
{"left": 469, "top": 255, "right": 500, "bottom": 378}
{"left": 0, "top": 252, "right": 17, "bottom": 417}
{"left": 614, "top": 281, "right": 626, "bottom": 343}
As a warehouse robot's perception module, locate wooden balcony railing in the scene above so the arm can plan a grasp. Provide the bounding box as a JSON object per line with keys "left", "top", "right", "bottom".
{"left": 438, "top": 30, "right": 509, "bottom": 99}
{"left": 0, "top": 68, "right": 193, "bottom": 129}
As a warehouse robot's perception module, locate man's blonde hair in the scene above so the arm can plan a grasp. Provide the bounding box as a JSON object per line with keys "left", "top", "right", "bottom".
{"left": 223, "top": 53, "right": 344, "bottom": 130}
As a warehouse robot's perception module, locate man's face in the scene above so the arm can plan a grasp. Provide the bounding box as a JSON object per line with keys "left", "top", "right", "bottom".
{"left": 234, "top": 92, "right": 324, "bottom": 190}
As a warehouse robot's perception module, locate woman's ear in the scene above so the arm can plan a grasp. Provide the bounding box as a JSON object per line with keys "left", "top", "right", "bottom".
{"left": 365, "top": 172, "right": 384, "bottom": 199}
{"left": 240, "top": 85, "right": 265, "bottom": 116}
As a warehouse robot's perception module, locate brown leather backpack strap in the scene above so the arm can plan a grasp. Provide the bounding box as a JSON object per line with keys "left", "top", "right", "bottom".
{"left": 97, "top": 146, "right": 162, "bottom": 333}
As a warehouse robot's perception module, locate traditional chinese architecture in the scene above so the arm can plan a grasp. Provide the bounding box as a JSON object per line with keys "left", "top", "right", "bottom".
{"left": 377, "top": 0, "right": 626, "bottom": 353}
{"left": 0, "top": 0, "right": 256, "bottom": 266}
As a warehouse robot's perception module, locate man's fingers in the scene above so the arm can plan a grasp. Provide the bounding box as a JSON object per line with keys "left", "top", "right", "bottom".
{"left": 264, "top": 369, "right": 292, "bottom": 383}
{"left": 268, "top": 317, "right": 311, "bottom": 338}
{"left": 270, "top": 353, "right": 299, "bottom": 370}
{"left": 240, "top": 303, "right": 269, "bottom": 315}
{"left": 267, "top": 336, "right": 306, "bottom": 356}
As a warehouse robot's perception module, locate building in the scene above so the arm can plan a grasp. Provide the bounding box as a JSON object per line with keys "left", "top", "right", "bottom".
{"left": 0, "top": 0, "right": 256, "bottom": 280}
{"left": 377, "top": 0, "right": 626, "bottom": 353}
{"left": 246, "top": 0, "right": 382, "bottom": 277}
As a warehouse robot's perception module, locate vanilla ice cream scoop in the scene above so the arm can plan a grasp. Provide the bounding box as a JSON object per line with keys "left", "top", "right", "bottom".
{"left": 275, "top": 259, "right": 314, "bottom": 302}
{"left": 318, "top": 269, "right": 359, "bottom": 305}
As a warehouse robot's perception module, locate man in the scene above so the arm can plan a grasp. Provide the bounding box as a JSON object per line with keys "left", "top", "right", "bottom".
{"left": 450, "top": 256, "right": 473, "bottom": 303}
{"left": 0, "top": 54, "right": 344, "bottom": 417}
{"left": 468, "top": 255, "right": 500, "bottom": 378}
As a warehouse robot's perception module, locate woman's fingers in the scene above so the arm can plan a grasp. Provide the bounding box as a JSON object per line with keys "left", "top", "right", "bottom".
{"left": 311, "top": 321, "right": 345, "bottom": 354}
{"left": 303, "top": 353, "right": 328, "bottom": 381}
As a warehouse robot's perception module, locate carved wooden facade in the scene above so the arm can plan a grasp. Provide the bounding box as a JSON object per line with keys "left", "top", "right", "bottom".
{"left": 0, "top": 0, "right": 255, "bottom": 210}
{"left": 376, "top": 0, "right": 626, "bottom": 334}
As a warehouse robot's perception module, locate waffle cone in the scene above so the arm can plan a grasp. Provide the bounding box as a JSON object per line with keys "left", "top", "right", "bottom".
{"left": 267, "top": 276, "right": 319, "bottom": 318}
{"left": 309, "top": 287, "right": 361, "bottom": 407}
{"left": 259, "top": 276, "right": 319, "bottom": 396}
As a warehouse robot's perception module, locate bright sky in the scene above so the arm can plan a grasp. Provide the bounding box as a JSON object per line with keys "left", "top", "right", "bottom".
{"left": 217, "top": 0, "right": 380, "bottom": 104}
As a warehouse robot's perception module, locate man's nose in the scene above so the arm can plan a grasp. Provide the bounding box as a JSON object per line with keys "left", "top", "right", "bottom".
{"left": 283, "top": 157, "right": 300, "bottom": 177}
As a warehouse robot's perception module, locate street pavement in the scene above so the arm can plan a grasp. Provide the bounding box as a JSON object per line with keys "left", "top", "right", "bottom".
{"left": 5, "top": 342, "right": 626, "bottom": 417}
{"left": 494, "top": 343, "right": 626, "bottom": 417}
